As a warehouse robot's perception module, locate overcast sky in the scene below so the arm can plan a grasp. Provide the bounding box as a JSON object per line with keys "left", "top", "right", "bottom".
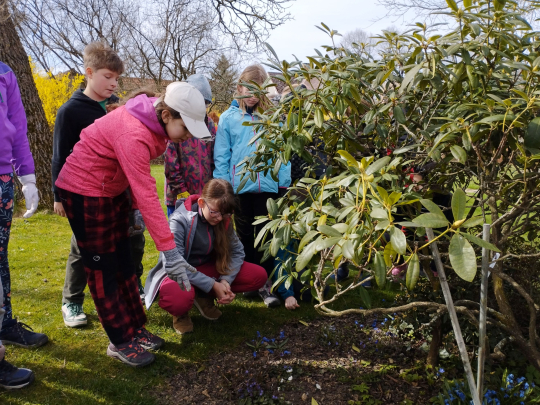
{"left": 263, "top": 0, "right": 400, "bottom": 62}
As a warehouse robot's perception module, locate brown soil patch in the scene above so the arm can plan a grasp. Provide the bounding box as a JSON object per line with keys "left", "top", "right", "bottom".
{"left": 155, "top": 315, "right": 441, "bottom": 404}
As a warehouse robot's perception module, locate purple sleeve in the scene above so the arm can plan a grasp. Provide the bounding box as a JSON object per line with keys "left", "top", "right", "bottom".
{"left": 7, "top": 71, "right": 35, "bottom": 176}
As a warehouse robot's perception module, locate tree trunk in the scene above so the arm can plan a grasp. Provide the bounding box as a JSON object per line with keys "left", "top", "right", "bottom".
{"left": 427, "top": 318, "right": 442, "bottom": 368}
{"left": 0, "top": 2, "right": 54, "bottom": 210}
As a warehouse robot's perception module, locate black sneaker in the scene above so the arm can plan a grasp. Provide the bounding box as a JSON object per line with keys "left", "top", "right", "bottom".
{"left": 0, "top": 358, "right": 35, "bottom": 390}
{"left": 137, "top": 277, "right": 146, "bottom": 300}
{"left": 106, "top": 339, "right": 155, "bottom": 367}
{"left": 258, "top": 288, "right": 281, "bottom": 308}
{"left": 0, "top": 320, "right": 48, "bottom": 348}
{"left": 134, "top": 327, "right": 164, "bottom": 351}
{"left": 243, "top": 290, "right": 259, "bottom": 298}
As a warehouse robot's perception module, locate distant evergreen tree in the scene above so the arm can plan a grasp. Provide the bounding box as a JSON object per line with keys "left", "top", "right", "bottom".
{"left": 209, "top": 54, "right": 238, "bottom": 113}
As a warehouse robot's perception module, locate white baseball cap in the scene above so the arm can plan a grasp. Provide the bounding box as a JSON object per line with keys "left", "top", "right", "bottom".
{"left": 157, "top": 81, "right": 211, "bottom": 140}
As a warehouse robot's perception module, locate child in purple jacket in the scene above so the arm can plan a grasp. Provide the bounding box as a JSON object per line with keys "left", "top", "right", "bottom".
{"left": 0, "top": 61, "right": 48, "bottom": 389}
{"left": 164, "top": 74, "right": 217, "bottom": 217}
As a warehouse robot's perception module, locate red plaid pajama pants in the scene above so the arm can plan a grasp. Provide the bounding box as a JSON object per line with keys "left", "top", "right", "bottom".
{"left": 58, "top": 188, "right": 146, "bottom": 345}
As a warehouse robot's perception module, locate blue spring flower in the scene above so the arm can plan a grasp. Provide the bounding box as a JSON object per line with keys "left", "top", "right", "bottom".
{"left": 456, "top": 390, "right": 465, "bottom": 400}
{"left": 256, "top": 331, "right": 261, "bottom": 338}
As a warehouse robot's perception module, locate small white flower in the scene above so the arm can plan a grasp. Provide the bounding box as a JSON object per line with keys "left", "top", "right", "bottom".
{"left": 288, "top": 376, "right": 293, "bottom": 381}
{"left": 316, "top": 383, "right": 321, "bottom": 390}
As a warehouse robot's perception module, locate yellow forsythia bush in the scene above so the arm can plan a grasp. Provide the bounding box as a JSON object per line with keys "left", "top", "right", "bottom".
{"left": 31, "top": 58, "right": 84, "bottom": 129}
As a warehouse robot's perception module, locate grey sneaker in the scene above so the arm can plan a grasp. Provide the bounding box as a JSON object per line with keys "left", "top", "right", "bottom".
{"left": 62, "top": 303, "right": 87, "bottom": 328}
{"left": 107, "top": 339, "right": 155, "bottom": 367}
{"left": 258, "top": 288, "right": 281, "bottom": 308}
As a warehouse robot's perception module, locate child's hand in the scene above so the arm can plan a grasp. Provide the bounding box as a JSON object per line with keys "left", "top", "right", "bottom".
{"left": 129, "top": 209, "right": 145, "bottom": 236}
{"left": 220, "top": 280, "right": 232, "bottom": 293}
{"left": 285, "top": 296, "right": 300, "bottom": 310}
{"left": 213, "top": 281, "right": 235, "bottom": 305}
{"left": 54, "top": 202, "right": 66, "bottom": 217}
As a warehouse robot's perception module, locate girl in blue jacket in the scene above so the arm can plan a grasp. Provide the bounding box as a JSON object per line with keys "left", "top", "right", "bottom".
{"left": 213, "top": 64, "right": 291, "bottom": 307}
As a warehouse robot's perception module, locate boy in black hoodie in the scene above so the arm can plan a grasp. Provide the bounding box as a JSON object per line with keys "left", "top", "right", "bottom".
{"left": 52, "top": 42, "right": 146, "bottom": 328}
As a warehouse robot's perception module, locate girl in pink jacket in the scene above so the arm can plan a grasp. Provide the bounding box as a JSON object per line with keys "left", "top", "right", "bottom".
{"left": 55, "top": 82, "right": 212, "bottom": 367}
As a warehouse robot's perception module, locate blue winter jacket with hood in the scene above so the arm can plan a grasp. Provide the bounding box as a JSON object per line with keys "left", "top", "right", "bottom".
{"left": 213, "top": 100, "right": 291, "bottom": 194}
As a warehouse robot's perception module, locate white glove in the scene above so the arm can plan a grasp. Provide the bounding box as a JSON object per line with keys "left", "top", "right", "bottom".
{"left": 162, "top": 248, "right": 193, "bottom": 291}
{"left": 18, "top": 174, "right": 39, "bottom": 218}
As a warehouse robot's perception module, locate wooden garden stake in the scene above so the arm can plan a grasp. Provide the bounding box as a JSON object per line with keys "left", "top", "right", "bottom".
{"left": 426, "top": 228, "right": 481, "bottom": 405}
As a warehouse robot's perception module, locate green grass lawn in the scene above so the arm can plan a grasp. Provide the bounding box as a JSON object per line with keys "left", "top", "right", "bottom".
{"left": 2, "top": 166, "right": 387, "bottom": 405}
{"left": 1, "top": 166, "right": 393, "bottom": 404}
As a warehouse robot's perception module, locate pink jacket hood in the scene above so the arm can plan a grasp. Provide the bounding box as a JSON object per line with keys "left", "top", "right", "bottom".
{"left": 125, "top": 94, "right": 168, "bottom": 138}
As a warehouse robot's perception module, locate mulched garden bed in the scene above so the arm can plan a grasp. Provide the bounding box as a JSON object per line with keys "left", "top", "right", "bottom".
{"left": 155, "top": 314, "right": 442, "bottom": 404}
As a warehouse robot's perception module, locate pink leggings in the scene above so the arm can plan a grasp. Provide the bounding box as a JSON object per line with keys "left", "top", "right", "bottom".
{"left": 158, "top": 261, "right": 267, "bottom": 317}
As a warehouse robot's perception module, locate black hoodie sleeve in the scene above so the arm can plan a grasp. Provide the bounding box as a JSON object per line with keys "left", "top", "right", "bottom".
{"left": 51, "top": 106, "right": 78, "bottom": 202}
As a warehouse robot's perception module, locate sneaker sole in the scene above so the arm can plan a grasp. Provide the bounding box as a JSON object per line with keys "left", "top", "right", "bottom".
{"left": 264, "top": 298, "right": 281, "bottom": 308}
{"left": 63, "top": 318, "right": 88, "bottom": 328}
{"left": 193, "top": 300, "right": 220, "bottom": 321}
{"left": 106, "top": 347, "right": 155, "bottom": 367}
{"left": 0, "top": 336, "right": 49, "bottom": 349}
{"left": 0, "top": 372, "right": 35, "bottom": 390}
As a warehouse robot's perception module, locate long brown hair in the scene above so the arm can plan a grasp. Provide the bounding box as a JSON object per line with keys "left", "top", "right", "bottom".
{"left": 201, "top": 179, "right": 239, "bottom": 275}
{"left": 235, "top": 64, "right": 272, "bottom": 112}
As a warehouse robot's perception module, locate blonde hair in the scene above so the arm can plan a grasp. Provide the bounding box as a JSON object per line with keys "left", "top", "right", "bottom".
{"left": 235, "top": 64, "right": 272, "bottom": 112}
{"left": 83, "top": 42, "right": 124, "bottom": 74}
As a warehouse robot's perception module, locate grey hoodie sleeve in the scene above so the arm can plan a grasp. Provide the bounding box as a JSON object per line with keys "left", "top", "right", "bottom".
{"left": 169, "top": 214, "right": 216, "bottom": 293}
{"left": 220, "top": 230, "right": 245, "bottom": 285}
